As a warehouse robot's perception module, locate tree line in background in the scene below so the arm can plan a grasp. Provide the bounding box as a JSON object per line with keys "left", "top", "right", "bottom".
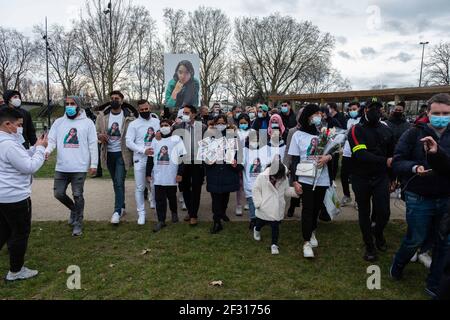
{"left": 0, "top": 0, "right": 449, "bottom": 108}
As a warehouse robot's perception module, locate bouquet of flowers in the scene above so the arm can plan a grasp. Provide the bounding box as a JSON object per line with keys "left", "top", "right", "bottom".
{"left": 312, "top": 127, "right": 348, "bottom": 190}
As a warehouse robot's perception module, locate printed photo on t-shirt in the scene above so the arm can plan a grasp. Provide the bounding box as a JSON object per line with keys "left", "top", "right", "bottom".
{"left": 144, "top": 127, "right": 155, "bottom": 146}
{"left": 306, "top": 137, "right": 319, "bottom": 159}
{"left": 108, "top": 122, "right": 121, "bottom": 141}
{"left": 157, "top": 145, "right": 170, "bottom": 164}
{"left": 63, "top": 128, "right": 79, "bottom": 148}
{"left": 249, "top": 158, "right": 262, "bottom": 177}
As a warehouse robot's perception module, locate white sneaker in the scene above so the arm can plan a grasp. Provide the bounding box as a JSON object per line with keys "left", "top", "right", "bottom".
{"left": 418, "top": 252, "right": 432, "bottom": 269}
{"left": 410, "top": 252, "right": 418, "bottom": 262}
{"left": 6, "top": 267, "right": 38, "bottom": 281}
{"left": 303, "top": 242, "right": 315, "bottom": 258}
{"left": 150, "top": 200, "right": 156, "bottom": 209}
{"left": 138, "top": 213, "right": 146, "bottom": 225}
{"left": 253, "top": 227, "right": 261, "bottom": 241}
{"left": 235, "top": 205, "right": 243, "bottom": 216}
{"left": 310, "top": 232, "right": 318, "bottom": 248}
{"left": 271, "top": 244, "right": 280, "bottom": 255}
{"left": 111, "top": 212, "right": 121, "bottom": 224}
{"left": 244, "top": 204, "right": 249, "bottom": 211}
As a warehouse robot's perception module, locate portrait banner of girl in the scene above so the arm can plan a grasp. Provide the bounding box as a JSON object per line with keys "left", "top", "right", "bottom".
{"left": 64, "top": 128, "right": 79, "bottom": 148}
{"left": 164, "top": 54, "right": 201, "bottom": 109}
{"left": 249, "top": 158, "right": 262, "bottom": 177}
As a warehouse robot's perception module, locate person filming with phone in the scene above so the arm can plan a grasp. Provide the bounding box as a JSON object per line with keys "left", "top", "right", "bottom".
{"left": 390, "top": 93, "right": 450, "bottom": 299}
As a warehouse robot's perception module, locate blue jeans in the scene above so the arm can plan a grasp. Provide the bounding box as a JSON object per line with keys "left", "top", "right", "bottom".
{"left": 107, "top": 152, "right": 126, "bottom": 214}
{"left": 394, "top": 191, "right": 450, "bottom": 291}
{"left": 246, "top": 197, "right": 256, "bottom": 220}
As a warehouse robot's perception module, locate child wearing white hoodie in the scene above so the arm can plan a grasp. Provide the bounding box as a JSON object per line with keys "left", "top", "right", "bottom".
{"left": 0, "top": 108, "right": 47, "bottom": 281}
{"left": 252, "top": 156, "right": 302, "bottom": 255}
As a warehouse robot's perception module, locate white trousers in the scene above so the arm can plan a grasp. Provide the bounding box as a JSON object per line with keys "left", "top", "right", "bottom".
{"left": 134, "top": 155, "right": 155, "bottom": 215}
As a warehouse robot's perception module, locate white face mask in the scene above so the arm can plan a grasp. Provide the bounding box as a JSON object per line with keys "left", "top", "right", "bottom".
{"left": 215, "top": 124, "right": 227, "bottom": 131}
{"left": 249, "top": 112, "right": 256, "bottom": 120}
{"left": 160, "top": 127, "right": 171, "bottom": 135}
{"left": 11, "top": 98, "right": 21, "bottom": 108}
{"left": 182, "top": 115, "right": 191, "bottom": 123}
{"left": 13, "top": 127, "right": 25, "bottom": 144}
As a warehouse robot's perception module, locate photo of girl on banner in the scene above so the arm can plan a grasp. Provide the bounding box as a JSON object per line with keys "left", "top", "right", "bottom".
{"left": 164, "top": 54, "right": 201, "bottom": 110}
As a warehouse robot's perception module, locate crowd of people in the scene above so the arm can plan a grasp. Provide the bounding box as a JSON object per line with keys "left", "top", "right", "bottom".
{"left": 0, "top": 89, "right": 449, "bottom": 300}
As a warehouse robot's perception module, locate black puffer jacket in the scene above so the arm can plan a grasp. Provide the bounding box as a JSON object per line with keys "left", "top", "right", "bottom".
{"left": 392, "top": 123, "right": 450, "bottom": 198}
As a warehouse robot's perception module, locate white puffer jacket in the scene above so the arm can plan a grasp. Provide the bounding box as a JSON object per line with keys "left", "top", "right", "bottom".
{"left": 252, "top": 168, "right": 300, "bottom": 221}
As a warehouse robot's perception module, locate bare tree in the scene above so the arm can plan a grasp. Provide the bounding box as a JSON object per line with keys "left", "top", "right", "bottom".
{"left": 234, "top": 14, "right": 334, "bottom": 100}
{"left": 76, "top": 0, "right": 140, "bottom": 102}
{"left": 34, "top": 24, "right": 87, "bottom": 96}
{"left": 424, "top": 42, "right": 450, "bottom": 86}
{"left": 128, "top": 8, "right": 157, "bottom": 100}
{"left": 185, "top": 6, "right": 231, "bottom": 106}
{"left": 163, "top": 8, "right": 187, "bottom": 54}
{"left": 302, "top": 61, "right": 351, "bottom": 94}
{"left": 224, "top": 59, "right": 255, "bottom": 106}
{"left": 0, "top": 27, "right": 37, "bottom": 94}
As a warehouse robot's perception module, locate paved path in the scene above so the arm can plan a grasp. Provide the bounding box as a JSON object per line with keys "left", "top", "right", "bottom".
{"left": 31, "top": 178, "right": 406, "bottom": 222}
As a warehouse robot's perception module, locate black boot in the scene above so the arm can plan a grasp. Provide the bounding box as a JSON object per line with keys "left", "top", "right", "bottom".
{"left": 171, "top": 212, "right": 179, "bottom": 223}
{"left": 222, "top": 214, "right": 230, "bottom": 222}
{"left": 375, "top": 235, "right": 387, "bottom": 252}
{"left": 363, "top": 246, "right": 378, "bottom": 262}
{"left": 210, "top": 221, "right": 223, "bottom": 234}
{"left": 153, "top": 221, "right": 167, "bottom": 233}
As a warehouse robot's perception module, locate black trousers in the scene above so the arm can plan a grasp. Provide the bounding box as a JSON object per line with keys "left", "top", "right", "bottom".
{"left": 155, "top": 185, "right": 178, "bottom": 222}
{"left": 352, "top": 174, "right": 390, "bottom": 250}
{"left": 438, "top": 253, "right": 450, "bottom": 300}
{"left": 301, "top": 184, "right": 328, "bottom": 241}
{"left": 180, "top": 164, "right": 205, "bottom": 218}
{"left": 211, "top": 192, "right": 230, "bottom": 223}
{"left": 340, "top": 156, "right": 352, "bottom": 198}
{"left": 0, "top": 198, "right": 32, "bottom": 272}
{"left": 255, "top": 218, "right": 280, "bottom": 245}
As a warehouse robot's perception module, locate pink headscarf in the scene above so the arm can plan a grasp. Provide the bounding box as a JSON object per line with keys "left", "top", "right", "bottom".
{"left": 268, "top": 114, "right": 286, "bottom": 136}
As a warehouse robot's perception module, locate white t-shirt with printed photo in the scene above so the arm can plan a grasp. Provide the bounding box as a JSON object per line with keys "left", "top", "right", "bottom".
{"left": 150, "top": 135, "right": 187, "bottom": 186}
{"left": 107, "top": 111, "right": 124, "bottom": 152}
{"left": 288, "top": 130, "right": 330, "bottom": 187}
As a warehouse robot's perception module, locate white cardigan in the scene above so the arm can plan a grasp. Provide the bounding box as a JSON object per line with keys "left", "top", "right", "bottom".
{"left": 252, "top": 168, "right": 300, "bottom": 222}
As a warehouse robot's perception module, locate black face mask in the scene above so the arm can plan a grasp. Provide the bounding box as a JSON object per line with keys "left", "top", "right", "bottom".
{"left": 393, "top": 111, "right": 403, "bottom": 119}
{"left": 111, "top": 101, "right": 121, "bottom": 110}
{"left": 140, "top": 111, "right": 150, "bottom": 120}
{"left": 365, "top": 108, "right": 381, "bottom": 125}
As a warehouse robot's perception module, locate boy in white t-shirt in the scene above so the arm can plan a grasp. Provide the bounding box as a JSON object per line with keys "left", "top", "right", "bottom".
{"left": 146, "top": 119, "right": 187, "bottom": 232}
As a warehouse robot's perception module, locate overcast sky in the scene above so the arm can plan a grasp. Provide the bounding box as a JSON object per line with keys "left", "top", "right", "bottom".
{"left": 1, "top": 0, "right": 449, "bottom": 90}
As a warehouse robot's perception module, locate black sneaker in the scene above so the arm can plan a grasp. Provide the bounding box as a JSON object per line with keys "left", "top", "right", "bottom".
{"left": 363, "top": 248, "right": 378, "bottom": 262}
{"left": 222, "top": 215, "right": 230, "bottom": 222}
{"left": 210, "top": 222, "right": 223, "bottom": 234}
{"left": 319, "top": 210, "right": 331, "bottom": 222}
{"left": 171, "top": 213, "right": 179, "bottom": 223}
{"left": 153, "top": 222, "right": 167, "bottom": 233}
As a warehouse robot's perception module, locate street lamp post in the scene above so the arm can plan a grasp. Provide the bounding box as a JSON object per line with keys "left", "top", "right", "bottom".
{"left": 104, "top": 1, "right": 113, "bottom": 96}
{"left": 417, "top": 41, "right": 429, "bottom": 113}
{"left": 419, "top": 41, "right": 429, "bottom": 87}
{"left": 43, "top": 17, "right": 52, "bottom": 129}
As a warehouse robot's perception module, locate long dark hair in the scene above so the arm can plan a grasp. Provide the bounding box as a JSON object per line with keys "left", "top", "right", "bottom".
{"left": 173, "top": 60, "right": 197, "bottom": 109}
{"left": 298, "top": 104, "right": 320, "bottom": 135}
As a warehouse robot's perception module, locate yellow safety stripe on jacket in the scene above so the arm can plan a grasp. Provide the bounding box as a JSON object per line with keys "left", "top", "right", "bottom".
{"left": 352, "top": 144, "right": 367, "bottom": 153}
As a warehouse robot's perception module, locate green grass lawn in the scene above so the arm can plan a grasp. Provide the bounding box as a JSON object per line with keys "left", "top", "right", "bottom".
{"left": 0, "top": 220, "right": 430, "bottom": 300}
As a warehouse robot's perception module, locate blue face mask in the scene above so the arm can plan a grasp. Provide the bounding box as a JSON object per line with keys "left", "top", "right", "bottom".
{"left": 281, "top": 106, "right": 289, "bottom": 113}
{"left": 430, "top": 115, "right": 450, "bottom": 129}
{"left": 66, "top": 106, "right": 77, "bottom": 117}
{"left": 311, "top": 116, "right": 322, "bottom": 126}
{"left": 349, "top": 111, "right": 359, "bottom": 119}
{"left": 239, "top": 124, "right": 248, "bottom": 130}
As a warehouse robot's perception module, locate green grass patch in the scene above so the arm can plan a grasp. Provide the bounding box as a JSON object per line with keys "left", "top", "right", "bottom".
{"left": 0, "top": 221, "right": 430, "bottom": 300}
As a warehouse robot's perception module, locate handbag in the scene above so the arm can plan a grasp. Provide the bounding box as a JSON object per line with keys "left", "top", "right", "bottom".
{"left": 296, "top": 160, "right": 317, "bottom": 178}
